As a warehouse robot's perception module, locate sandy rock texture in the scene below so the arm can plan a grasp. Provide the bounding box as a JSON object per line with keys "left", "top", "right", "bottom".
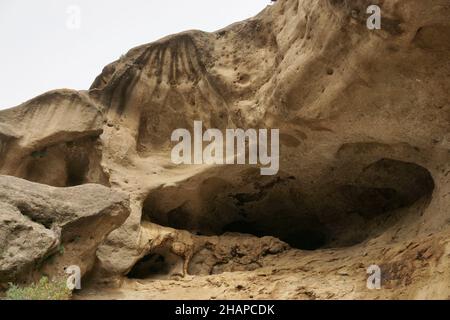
{"left": 1, "top": 0, "right": 450, "bottom": 299}
{"left": 0, "top": 89, "right": 108, "bottom": 187}
{"left": 0, "top": 176, "right": 130, "bottom": 286}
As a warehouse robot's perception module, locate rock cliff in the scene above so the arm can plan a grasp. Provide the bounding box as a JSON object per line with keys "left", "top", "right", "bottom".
{"left": 0, "top": 0, "right": 449, "bottom": 299}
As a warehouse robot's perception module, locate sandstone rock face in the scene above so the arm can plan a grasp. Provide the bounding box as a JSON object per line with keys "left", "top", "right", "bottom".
{"left": 0, "top": 176, "right": 130, "bottom": 285}
{"left": 0, "top": 89, "right": 108, "bottom": 187}
{"left": 1, "top": 0, "right": 449, "bottom": 299}
{"left": 0, "top": 202, "right": 58, "bottom": 284}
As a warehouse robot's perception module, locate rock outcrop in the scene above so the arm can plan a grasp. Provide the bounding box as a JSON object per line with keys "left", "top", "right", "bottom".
{"left": 0, "top": 89, "right": 108, "bottom": 187}
{"left": 0, "top": 176, "right": 130, "bottom": 286}
{"left": 0, "top": 0, "right": 449, "bottom": 299}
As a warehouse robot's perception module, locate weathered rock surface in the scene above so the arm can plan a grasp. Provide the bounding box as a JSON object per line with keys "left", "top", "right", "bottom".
{"left": 0, "top": 175, "right": 130, "bottom": 285}
{"left": 0, "top": 89, "right": 108, "bottom": 187}
{"left": 0, "top": 0, "right": 449, "bottom": 299}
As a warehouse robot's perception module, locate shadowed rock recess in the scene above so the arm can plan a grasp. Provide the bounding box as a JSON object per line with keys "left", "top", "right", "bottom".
{"left": 1, "top": 0, "right": 450, "bottom": 299}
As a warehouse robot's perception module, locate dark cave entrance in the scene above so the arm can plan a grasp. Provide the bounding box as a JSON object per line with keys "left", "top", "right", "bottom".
{"left": 65, "top": 151, "right": 90, "bottom": 186}
{"left": 127, "top": 253, "right": 169, "bottom": 279}
{"left": 23, "top": 137, "right": 109, "bottom": 188}
{"left": 127, "top": 248, "right": 183, "bottom": 280}
{"left": 141, "top": 159, "right": 435, "bottom": 251}
{"left": 222, "top": 220, "right": 328, "bottom": 251}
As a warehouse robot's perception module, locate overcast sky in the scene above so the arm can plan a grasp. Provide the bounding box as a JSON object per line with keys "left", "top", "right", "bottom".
{"left": 0, "top": 0, "right": 269, "bottom": 109}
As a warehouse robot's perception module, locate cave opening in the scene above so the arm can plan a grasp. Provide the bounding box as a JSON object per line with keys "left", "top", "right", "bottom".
{"left": 127, "top": 248, "right": 183, "bottom": 280}
{"left": 141, "top": 159, "right": 435, "bottom": 251}
{"left": 222, "top": 220, "right": 328, "bottom": 251}
{"left": 65, "top": 151, "right": 90, "bottom": 186}
{"left": 22, "top": 137, "right": 110, "bottom": 188}
{"left": 127, "top": 254, "right": 169, "bottom": 279}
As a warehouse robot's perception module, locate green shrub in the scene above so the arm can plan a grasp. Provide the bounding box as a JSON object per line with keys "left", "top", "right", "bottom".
{"left": 6, "top": 277, "right": 72, "bottom": 300}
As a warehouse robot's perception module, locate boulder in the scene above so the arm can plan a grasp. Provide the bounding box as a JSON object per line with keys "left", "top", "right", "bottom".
{"left": 0, "top": 175, "right": 130, "bottom": 285}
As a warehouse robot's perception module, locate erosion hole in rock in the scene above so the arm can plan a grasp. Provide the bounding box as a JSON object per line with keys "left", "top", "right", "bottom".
{"left": 23, "top": 137, "right": 110, "bottom": 187}
{"left": 127, "top": 254, "right": 169, "bottom": 279}
{"left": 222, "top": 220, "right": 328, "bottom": 251}
{"left": 142, "top": 159, "right": 435, "bottom": 250}
{"left": 127, "top": 248, "right": 183, "bottom": 280}
{"left": 66, "top": 150, "right": 90, "bottom": 186}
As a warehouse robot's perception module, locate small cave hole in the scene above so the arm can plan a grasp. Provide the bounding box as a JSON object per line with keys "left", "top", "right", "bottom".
{"left": 127, "top": 254, "right": 169, "bottom": 279}
{"left": 127, "top": 248, "right": 183, "bottom": 280}
{"left": 65, "top": 153, "right": 90, "bottom": 186}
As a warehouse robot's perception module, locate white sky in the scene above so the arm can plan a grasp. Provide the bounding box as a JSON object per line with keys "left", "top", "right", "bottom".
{"left": 0, "top": 0, "right": 269, "bottom": 109}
